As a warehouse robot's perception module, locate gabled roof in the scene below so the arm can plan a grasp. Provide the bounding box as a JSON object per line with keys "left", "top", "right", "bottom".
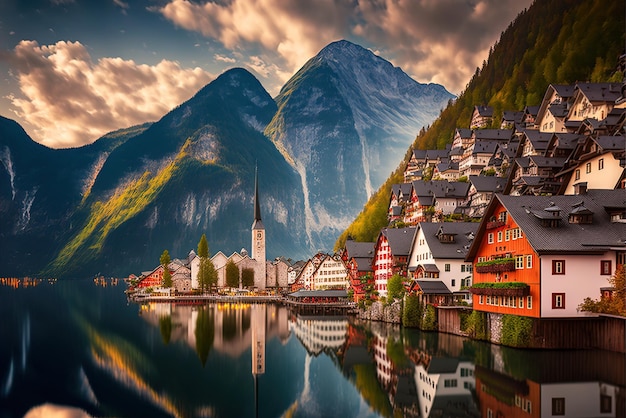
{"left": 469, "top": 175, "right": 506, "bottom": 193}
{"left": 472, "top": 140, "right": 499, "bottom": 155}
{"left": 473, "top": 105, "right": 493, "bottom": 117}
{"left": 380, "top": 227, "right": 416, "bottom": 257}
{"left": 574, "top": 82, "right": 622, "bottom": 103}
{"left": 413, "top": 180, "right": 471, "bottom": 201}
{"left": 391, "top": 183, "right": 413, "bottom": 201}
{"left": 594, "top": 135, "right": 626, "bottom": 152}
{"left": 414, "top": 280, "right": 452, "bottom": 295}
{"left": 420, "top": 222, "right": 479, "bottom": 259}
{"left": 466, "top": 191, "right": 626, "bottom": 259}
{"left": 454, "top": 128, "right": 473, "bottom": 138}
{"left": 352, "top": 257, "right": 374, "bottom": 272}
{"left": 345, "top": 240, "right": 375, "bottom": 258}
{"left": 473, "top": 129, "right": 513, "bottom": 141}
{"left": 521, "top": 130, "right": 553, "bottom": 150}
{"left": 528, "top": 155, "right": 567, "bottom": 168}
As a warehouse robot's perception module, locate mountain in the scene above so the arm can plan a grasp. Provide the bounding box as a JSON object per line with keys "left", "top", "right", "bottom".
{"left": 47, "top": 68, "right": 308, "bottom": 277}
{"left": 0, "top": 116, "right": 145, "bottom": 274}
{"left": 0, "top": 41, "right": 453, "bottom": 278}
{"left": 336, "top": 0, "right": 625, "bottom": 248}
{"left": 266, "top": 40, "right": 454, "bottom": 249}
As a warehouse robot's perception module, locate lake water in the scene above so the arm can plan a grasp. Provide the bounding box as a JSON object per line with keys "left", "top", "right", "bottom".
{"left": 0, "top": 278, "right": 624, "bottom": 418}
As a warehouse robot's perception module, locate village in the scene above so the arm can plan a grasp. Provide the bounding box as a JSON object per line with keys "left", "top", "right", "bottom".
{"left": 127, "top": 80, "right": 626, "bottom": 350}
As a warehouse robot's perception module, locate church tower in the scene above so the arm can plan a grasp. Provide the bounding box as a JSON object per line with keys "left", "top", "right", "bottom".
{"left": 251, "top": 166, "right": 266, "bottom": 288}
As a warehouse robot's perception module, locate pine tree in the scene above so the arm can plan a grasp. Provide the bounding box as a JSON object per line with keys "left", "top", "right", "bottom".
{"left": 160, "top": 250, "right": 172, "bottom": 288}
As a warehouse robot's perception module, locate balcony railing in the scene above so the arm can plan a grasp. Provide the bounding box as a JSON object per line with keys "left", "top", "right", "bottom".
{"left": 486, "top": 220, "right": 505, "bottom": 229}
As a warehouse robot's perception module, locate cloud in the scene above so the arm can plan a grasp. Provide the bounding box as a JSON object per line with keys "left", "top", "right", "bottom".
{"left": 353, "top": 0, "right": 533, "bottom": 93}
{"left": 159, "top": 0, "right": 532, "bottom": 94}
{"left": 159, "top": 0, "right": 355, "bottom": 86}
{"left": 4, "top": 40, "right": 214, "bottom": 148}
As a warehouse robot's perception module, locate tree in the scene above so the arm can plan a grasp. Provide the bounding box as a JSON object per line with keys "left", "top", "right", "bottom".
{"left": 198, "top": 234, "right": 209, "bottom": 258}
{"left": 225, "top": 259, "right": 240, "bottom": 289}
{"left": 578, "top": 264, "right": 626, "bottom": 316}
{"left": 160, "top": 250, "right": 172, "bottom": 288}
{"left": 197, "top": 234, "right": 212, "bottom": 292}
{"left": 241, "top": 268, "right": 255, "bottom": 288}
{"left": 387, "top": 274, "right": 406, "bottom": 300}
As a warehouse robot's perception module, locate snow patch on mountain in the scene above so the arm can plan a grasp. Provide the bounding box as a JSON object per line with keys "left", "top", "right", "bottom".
{"left": 82, "top": 152, "right": 109, "bottom": 198}
{"left": 16, "top": 188, "right": 37, "bottom": 232}
{"left": 0, "top": 146, "right": 16, "bottom": 200}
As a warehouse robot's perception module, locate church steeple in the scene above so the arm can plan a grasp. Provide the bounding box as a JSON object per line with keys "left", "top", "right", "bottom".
{"left": 251, "top": 166, "right": 266, "bottom": 288}
{"left": 252, "top": 165, "right": 263, "bottom": 229}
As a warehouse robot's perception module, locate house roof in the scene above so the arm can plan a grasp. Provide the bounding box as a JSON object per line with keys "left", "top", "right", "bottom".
{"left": 474, "top": 105, "right": 493, "bottom": 117}
{"left": 574, "top": 82, "right": 622, "bottom": 103}
{"left": 469, "top": 175, "right": 506, "bottom": 193}
{"left": 413, "top": 180, "right": 471, "bottom": 201}
{"left": 420, "top": 222, "right": 478, "bottom": 259}
{"left": 528, "top": 156, "right": 567, "bottom": 168}
{"left": 474, "top": 129, "right": 513, "bottom": 141}
{"left": 594, "top": 135, "right": 626, "bottom": 152}
{"left": 415, "top": 280, "right": 452, "bottom": 295}
{"left": 467, "top": 191, "right": 626, "bottom": 259}
{"left": 381, "top": 227, "right": 416, "bottom": 257}
{"left": 345, "top": 240, "right": 375, "bottom": 258}
{"left": 352, "top": 257, "right": 373, "bottom": 272}
{"left": 473, "top": 140, "right": 499, "bottom": 155}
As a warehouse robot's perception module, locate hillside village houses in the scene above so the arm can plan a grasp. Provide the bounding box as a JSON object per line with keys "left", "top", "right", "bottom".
{"left": 134, "top": 80, "right": 625, "bottom": 319}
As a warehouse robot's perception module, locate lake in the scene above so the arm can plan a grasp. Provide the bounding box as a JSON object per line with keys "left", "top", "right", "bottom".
{"left": 0, "top": 278, "right": 624, "bottom": 418}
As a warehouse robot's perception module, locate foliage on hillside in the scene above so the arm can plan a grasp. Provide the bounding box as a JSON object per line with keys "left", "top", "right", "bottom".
{"left": 47, "top": 140, "right": 193, "bottom": 274}
{"left": 336, "top": 0, "right": 625, "bottom": 248}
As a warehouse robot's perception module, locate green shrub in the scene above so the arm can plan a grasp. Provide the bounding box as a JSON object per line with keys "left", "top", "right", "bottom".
{"left": 422, "top": 304, "right": 437, "bottom": 331}
{"left": 464, "top": 310, "right": 488, "bottom": 340}
{"left": 500, "top": 315, "right": 533, "bottom": 347}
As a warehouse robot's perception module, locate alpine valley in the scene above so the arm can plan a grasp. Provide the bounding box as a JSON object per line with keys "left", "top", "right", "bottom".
{"left": 0, "top": 40, "right": 453, "bottom": 278}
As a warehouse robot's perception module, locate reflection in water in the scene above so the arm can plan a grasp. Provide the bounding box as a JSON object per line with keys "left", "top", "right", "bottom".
{"left": 0, "top": 279, "right": 624, "bottom": 418}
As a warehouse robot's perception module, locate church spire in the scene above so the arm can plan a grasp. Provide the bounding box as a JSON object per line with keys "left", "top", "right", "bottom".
{"left": 254, "top": 165, "right": 262, "bottom": 222}
{"left": 252, "top": 164, "right": 264, "bottom": 230}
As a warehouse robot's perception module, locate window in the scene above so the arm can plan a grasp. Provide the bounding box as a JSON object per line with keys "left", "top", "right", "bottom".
{"left": 600, "top": 394, "right": 612, "bottom": 413}
{"left": 488, "top": 233, "right": 494, "bottom": 244}
{"left": 552, "top": 260, "right": 565, "bottom": 275}
{"left": 461, "top": 264, "right": 465, "bottom": 272}
{"left": 552, "top": 293, "right": 565, "bottom": 309}
{"left": 516, "top": 255, "right": 524, "bottom": 269}
{"left": 527, "top": 295, "right": 532, "bottom": 309}
{"left": 519, "top": 297, "right": 524, "bottom": 308}
{"left": 526, "top": 255, "right": 532, "bottom": 269}
{"left": 601, "top": 260, "right": 612, "bottom": 275}
{"left": 586, "top": 162, "right": 591, "bottom": 173}
{"left": 445, "top": 264, "right": 450, "bottom": 272}
{"left": 498, "top": 211, "right": 508, "bottom": 223}
{"left": 575, "top": 169, "right": 580, "bottom": 180}
{"left": 451, "top": 279, "right": 456, "bottom": 287}
{"left": 552, "top": 398, "right": 565, "bottom": 416}
{"left": 497, "top": 231, "right": 503, "bottom": 242}
{"left": 599, "top": 158, "right": 604, "bottom": 170}
{"left": 479, "top": 295, "right": 484, "bottom": 304}
{"left": 505, "top": 229, "right": 510, "bottom": 241}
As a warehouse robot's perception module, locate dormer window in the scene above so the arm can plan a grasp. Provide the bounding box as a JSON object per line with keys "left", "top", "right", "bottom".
{"left": 436, "top": 225, "right": 456, "bottom": 243}
{"left": 568, "top": 201, "right": 593, "bottom": 224}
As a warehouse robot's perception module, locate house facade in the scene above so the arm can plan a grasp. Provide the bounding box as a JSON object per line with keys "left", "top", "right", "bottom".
{"left": 373, "top": 227, "right": 416, "bottom": 297}
{"left": 466, "top": 191, "right": 626, "bottom": 318}
{"left": 408, "top": 222, "right": 477, "bottom": 305}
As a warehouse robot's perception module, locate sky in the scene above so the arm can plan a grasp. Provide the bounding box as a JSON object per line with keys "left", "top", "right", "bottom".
{"left": 0, "top": 0, "right": 533, "bottom": 149}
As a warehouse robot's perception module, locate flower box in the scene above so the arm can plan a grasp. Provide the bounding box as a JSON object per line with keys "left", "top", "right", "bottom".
{"left": 475, "top": 258, "right": 516, "bottom": 273}
{"left": 486, "top": 220, "right": 505, "bottom": 229}
{"left": 469, "top": 283, "right": 530, "bottom": 297}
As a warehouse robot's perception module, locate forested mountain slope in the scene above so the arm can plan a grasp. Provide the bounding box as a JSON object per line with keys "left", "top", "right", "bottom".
{"left": 336, "top": 0, "right": 625, "bottom": 249}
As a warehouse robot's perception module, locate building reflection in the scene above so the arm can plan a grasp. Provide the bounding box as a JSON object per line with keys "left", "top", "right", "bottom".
{"left": 289, "top": 314, "right": 349, "bottom": 356}
{"left": 137, "top": 303, "right": 624, "bottom": 418}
